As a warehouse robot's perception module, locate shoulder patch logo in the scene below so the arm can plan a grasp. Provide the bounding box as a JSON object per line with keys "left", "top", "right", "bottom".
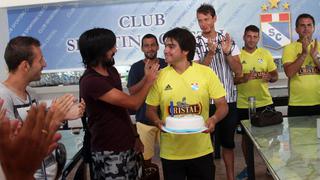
{"left": 165, "top": 84, "right": 172, "bottom": 90}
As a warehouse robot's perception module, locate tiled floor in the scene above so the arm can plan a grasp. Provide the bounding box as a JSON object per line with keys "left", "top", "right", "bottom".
{"left": 152, "top": 133, "right": 274, "bottom": 180}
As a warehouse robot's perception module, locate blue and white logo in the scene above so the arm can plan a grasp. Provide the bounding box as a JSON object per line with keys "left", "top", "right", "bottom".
{"left": 261, "top": 12, "right": 291, "bottom": 49}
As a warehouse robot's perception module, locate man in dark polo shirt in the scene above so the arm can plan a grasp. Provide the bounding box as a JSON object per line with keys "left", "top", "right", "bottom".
{"left": 79, "top": 28, "right": 159, "bottom": 179}
{"left": 127, "top": 34, "right": 167, "bottom": 165}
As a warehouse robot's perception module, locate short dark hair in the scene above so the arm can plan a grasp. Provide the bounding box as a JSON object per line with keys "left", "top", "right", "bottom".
{"left": 163, "top": 27, "right": 195, "bottom": 62}
{"left": 78, "top": 28, "right": 116, "bottom": 68}
{"left": 244, "top": 25, "right": 260, "bottom": 35}
{"left": 4, "top": 36, "right": 40, "bottom": 72}
{"left": 141, "top": 34, "right": 158, "bottom": 47}
{"left": 295, "top": 13, "right": 315, "bottom": 28}
{"left": 197, "top": 3, "right": 216, "bottom": 17}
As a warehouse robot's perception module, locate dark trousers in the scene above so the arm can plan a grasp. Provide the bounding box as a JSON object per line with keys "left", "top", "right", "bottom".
{"left": 161, "top": 153, "right": 215, "bottom": 180}
{"left": 210, "top": 103, "right": 238, "bottom": 158}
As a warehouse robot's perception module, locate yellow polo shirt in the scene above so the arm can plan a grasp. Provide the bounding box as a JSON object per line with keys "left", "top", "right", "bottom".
{"left": 146, "top": 63, "right": 226, "bottom": 160}
{"left": 237, "top": 48, "right": 276, "bottom": 108}
{"left": 282, "top": 41, "right": 320, "bottom": 106}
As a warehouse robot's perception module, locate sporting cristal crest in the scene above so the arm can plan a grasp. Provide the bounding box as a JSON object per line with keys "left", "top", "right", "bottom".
{"left": 260, "top": 0, "right": 291, "bottom": 49}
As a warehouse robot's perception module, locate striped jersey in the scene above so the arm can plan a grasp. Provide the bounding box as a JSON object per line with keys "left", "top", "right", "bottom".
{"left": 194, "top": 30, "right": 240, "bottom": 103}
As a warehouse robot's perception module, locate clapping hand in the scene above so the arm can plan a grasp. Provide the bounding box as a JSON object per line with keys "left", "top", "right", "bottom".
{"left": 301, "top": 36, "right": 311, "bottom": 55}
{"left": 207, "top": 37, "right": 217, "bottom": 56}
{"left": 0, "top": 99, "right": 61, "bottom": 180}
{"left": 242, "top": 72, "right": 256, "bottom": 83}
{"left": 261, "top": 72, "right": 271, "bottom": 82}
{"left": 221, "top": 33, "right": 232, "bottom": 55}
{"left": 52, "top": 94, "right": 85, "bottom": 121}
{"left": 310, "top": 39, "right": 319, "bottom": 62}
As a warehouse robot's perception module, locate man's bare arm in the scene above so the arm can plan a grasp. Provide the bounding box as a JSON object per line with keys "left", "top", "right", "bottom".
{"left": 100, "top": 64, "right": 159, "bottom": 110}
{"left": 146, "top": 104, "right": 163, "bottom": 129}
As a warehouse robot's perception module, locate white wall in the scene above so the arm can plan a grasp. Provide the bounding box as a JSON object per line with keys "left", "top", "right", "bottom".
{"left": 0, "top": 0, "right": 156, "bottom": 8}
{"left": 0, "top": 0, "right": 79, "bottom": 8}
{"left": 0, "top": 8, "right": 9, "bottom": 82}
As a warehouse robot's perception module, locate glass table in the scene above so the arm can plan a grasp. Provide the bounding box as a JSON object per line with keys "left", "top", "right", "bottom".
{"left": 241, "top": 116, "right": 320, "bottom": 180}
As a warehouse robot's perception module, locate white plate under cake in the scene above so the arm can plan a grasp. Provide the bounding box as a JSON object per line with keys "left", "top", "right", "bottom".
{"left": 162, "top": 114, "right": 208, "bottom": 134}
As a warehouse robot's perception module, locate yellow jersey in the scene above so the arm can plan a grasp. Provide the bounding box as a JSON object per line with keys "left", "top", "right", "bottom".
{"left": 282, "top": 41, "right": 320, "bottom": 106}
{"left": 237, "top": 48, "right": 276, "bottom": 108}
{"left": 146, "top": 63, "right": 226, "bottom": 160}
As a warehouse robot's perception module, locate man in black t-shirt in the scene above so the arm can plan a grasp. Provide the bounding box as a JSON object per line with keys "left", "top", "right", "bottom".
{"left": 79, "top": 28, "right": 159, "bottom": 179}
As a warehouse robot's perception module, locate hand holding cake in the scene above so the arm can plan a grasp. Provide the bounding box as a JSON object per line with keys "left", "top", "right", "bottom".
{"left": 204, "top": 115, "right": 218, "bottom": 133}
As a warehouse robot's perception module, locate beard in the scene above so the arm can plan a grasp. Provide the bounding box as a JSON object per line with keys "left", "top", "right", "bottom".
{"left": 104, "top": 57, "right": 115, "bottom": 67}
{"left": 144, "top": 52, "right": 157, "bottom": 60}
{"left": 104, "top": 51, "right": 116, "bottom": 67}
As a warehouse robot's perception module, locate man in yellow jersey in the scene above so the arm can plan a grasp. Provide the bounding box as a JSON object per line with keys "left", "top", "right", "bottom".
{"left": 282, "top": 13, "right": 320, "bottom": 117}
{"left": 235, "top": 25, "right": 278, "bottom": 180}
{"left": 146, "top": 27, "right": 228, "bottom": 180}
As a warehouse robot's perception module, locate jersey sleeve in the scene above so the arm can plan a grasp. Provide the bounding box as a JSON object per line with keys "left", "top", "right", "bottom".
{"left": 265, "top": 50, "right": 277, "bottom": 72}
{"left": 145, "top": 80, "right": 160, "bottom": 107}
{"left": 282, "top": 43, "right": 297, "bottom": 64}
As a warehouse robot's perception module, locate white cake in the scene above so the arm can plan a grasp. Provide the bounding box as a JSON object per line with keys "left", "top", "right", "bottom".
{"left": 165, "top": 114, "right": 205, "bottom": 131}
